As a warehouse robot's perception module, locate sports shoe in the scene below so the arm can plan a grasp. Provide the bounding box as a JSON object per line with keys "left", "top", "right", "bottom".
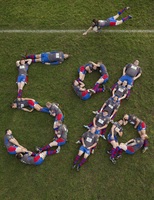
{"left": 110, "top": 120, "right": 114, "bottom": 124}
{"left": 76, "top": 140, "right": 81, "bottom": 144}
{"left": 35, "top": 146, "right": 42, "bottom": 153}
{"left": 92, "top": 111, "right": 99, "bottom": 115}
{"left": 128, "top": 15, "right": 132, "bottom": 19}
{"left": 83, "top": 125, "right": 90, "bottom": 130}
{"left": 126, "top": 7, "right": 130, "bottom": 10}
{"left": 106, "top": 150, "right": 111, "bottom": 155}
{"left": 116, "top": 154, "right": 122, "bottom": 159}
{"left": 100, "top": 135, "right": 106, "bottom": 140}
{"left": 91, "top": 149, "right": 95, "bottom": 154}
{"left": 56, "top": 146, "right": 61, "bottom": 153}
{"left": 102, "top": 85, "right": 105, "bottom": 92}
{"left": 110, "top": 157, "right": 116, "bottom": 164}
{"left": 72, "top": 164, "right": 77, "bottom": 169}
{"left": 76, "top": 165, "right": 81, "bottom": 172}
{"left": 142, "top": 147, "right": 148, "bottom": 153}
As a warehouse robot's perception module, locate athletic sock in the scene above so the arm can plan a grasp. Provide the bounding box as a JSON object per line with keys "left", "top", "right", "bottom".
{"left": 118, "top": 7, "right": 127, "bottom": 15}
{"left": 47, "top": 150, "right": 56, "bottom": 155}
{"left": 111, "top": 83, "right": 117, "bottom": 91}
{"left": 26, "top": 54, "right": 36, "bottom": 59}
{"left": 40, "top": 144, "right": 51, "bottom": 151}
{"left": 31, "top": 152, "right": 36, "bottom": 156}
{"left": 73, "top": 155, "right": 81, "bottom": 164}
{"left": 79, "top": 158, "right": 87, "bottom": 167}
{"left": 93, "top": 83, "right": 99, "bottom": 92}
{"left": 143, "top": 139, "right": 148, "bottom": 148}
{"left": 110, "top": 148, "right": 116, "bottom": 159}
{"left": 17, "top": 89, "right": 22, "bottom": 98}
{"left": 126, "top": 89, "right": 131, "bottom": 98}
{"left": 40, "top": 107, "right": 50, "bottom": 113}
{"left": 122, "top": 16, "right": 131, "bottom": 22}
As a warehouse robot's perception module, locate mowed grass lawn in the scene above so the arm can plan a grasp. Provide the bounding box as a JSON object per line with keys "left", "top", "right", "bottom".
{"left": 0, "top": 0, "right": 154, "bottom": 200}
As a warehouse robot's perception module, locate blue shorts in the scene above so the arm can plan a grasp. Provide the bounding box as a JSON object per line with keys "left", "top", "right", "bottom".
{"left": 125, "top": 146, "right": 135, "bottom": 154}
{"left": 137, "top": 122, "right": 146, "bottom": 131}
{"left": 34, "top": 157, "right": 44, "bottom": 165}
{"left": 41, "top": 53, "right": 50, "bottom": 63}
{"left": 108, "top": 16, "right": 116, "bottom": 22}
{"left": 17, "top": 74, "right": 26, "bottom": 83}
{"left": 79, "top": 145, "right": 90, "bottom": 155}
{"left": 119, "top": 75, "right": 134, "bottom": 86}
{"left": 107, "top": 133, "right": 118, "bottom": 143}
{"left": 82, "top": 93, "right": 91, "bottom": 100}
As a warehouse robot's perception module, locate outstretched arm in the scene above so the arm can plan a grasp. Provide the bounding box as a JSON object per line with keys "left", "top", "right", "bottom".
{"left": 22, "top": 108, "right": 34, "bottom": 112}
{"left": 83, "top": 26, "right": 93, "bottom": 35}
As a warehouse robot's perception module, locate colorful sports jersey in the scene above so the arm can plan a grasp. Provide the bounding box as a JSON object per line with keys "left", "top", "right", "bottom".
{"left": 112, "top": 122, "right": 123, "bottom": 136}
{"left": 78, "top": 63, "right": 94, "bottom": 74}
{"left": 57, "top": 124, "right": 68, "bottom": 140}
{"left": 107, "top": 122, "right": 123, "bottom": 142}
{"left": 73, "top": 85, "right": 90, "bottom": 100}
{"left": 17, "top": 63, "right": 29, "bottom": 76}
{"left": 127, "top": 115, "right": 139, "bottom": 125}
{"left": 92, "top": 19, "right": 110, "bottom": 28}
{"left": 99, "top": 64, "right": 108, "bottom": 76}
{"left": 4, "top": 134, "right": 14, "bottom": 148}
{"left": 127, "top": 138, "right": 144, "bottom": 153}
{"left": 49, "top": 103, "right": 63, "bottom": 116}
{"left": 125, "top": 64, "right": 141, "bottom": 77}
{"left": 82, "top": 131, "right": 98, "bottom": 148}
{"left": 103, "top": 97, "right": 120, "bottom": 116}
{"left": 95, "top": 113, "right": 110, "bottom": 127}
{"left": 114, "top": 85, "right": 128, "bottom": 98}
{"left": 20, "top": 153, "right": 44, "bottom": 165}
{"left": 14, "top": 99, "right": 34, "bottom": 110}
{"left": 48, "top": 52, "right": 64, "bottom": 62}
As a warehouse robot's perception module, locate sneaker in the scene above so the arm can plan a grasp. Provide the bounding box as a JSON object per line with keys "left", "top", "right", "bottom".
{"left": 126, "top": 7, "right": 130, "bottom": 10}
{"left": 72, "top": 164, "right": 77, "bottom": 169}
{"left": 76, "top": 140, "right": 81, "bottom": 144}
{"left": 92, "top": 111, "right": 99, "bottom": 115}
{"left": 110, "top": 157, "right": 116, "bottom": 164}
{"left": 83, "top": 125, "right": 90, "bottom": 130}
{"left": 110, "top": 120, "right": 114, "bottom": 124}
{"left": 35, "top": 146, "right": 42, "bottom": 153}
{"left": 56, "top": 146, "right": 61, "bottom": 153}
{"left": 102, "top": 85, "right": 105, "bottom": 92}
{"left": 89, "top": 89, "right": 96, "bottom": 94}
{"left": 142, "top": 147, "right": 148, "bottom": 153}
{"left": 116, "top": 154, "right": 122, "bottom": 159}
{"left": 100, "top": 135, "right": 106, "bottom": 140}
{"left": 128, "top": 15, "right": 132, "bottom": 19}
{"left": 106, "top": 150, "right": 111, "bottom": 155}
{"left": 76, "top": 165, "right": 81, "bottom": 172}
{"left": 91, "top": 149, "right": 95, "bottom": 154}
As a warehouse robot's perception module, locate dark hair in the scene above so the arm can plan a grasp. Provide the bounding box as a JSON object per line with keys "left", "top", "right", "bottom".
{"left": 16, "top": 153, "right": 23, "bottom": 159}
{"left": 5, "top": 129, "right": 10, "bottom": 134}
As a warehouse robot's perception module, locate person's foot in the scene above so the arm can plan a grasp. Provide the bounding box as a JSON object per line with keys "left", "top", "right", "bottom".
{"left": 35, "top": 146, "right": 42, "bottom": 153}
{"left": 92, "top": 111, "right": 99, "bottom": 115}
{"left": 142, "top": 147, "right": 148, "bottom": 153}
{"left": 110, "top": 157, "right": 116, "bottom": 164}
{"left": 72, "top": 164, "right": 77, "bottom": 169}
{"left": 76, "top": 140, "right": 81, "bottom": 144}
{"left": 106, "top": 150, "right": 111, "bottom": 155}
{"left": 56, "top": 146, "right": 61, "bottom": 153}
{"left": 91, "top": 149, "right": 95, "bottom": 154}
{"left": 76, "top": 165, "right": 81, "bottom": 172}
{"left": 102, "top": 85, "right": 105, "bottom": 92}
{"left": 116, "top": 154, "right": 122, "bottom": 159}
{"left": 83, "top": 125, "right": 90, "bottom": 130}
{"left": 128, "top": 15, "right": 132, "bottom": 19}
{"left": 126, "top": 7, "right": 130, "bottom": 10}
{"left": 100, "top": 135, "right": 106, "bottom": 140}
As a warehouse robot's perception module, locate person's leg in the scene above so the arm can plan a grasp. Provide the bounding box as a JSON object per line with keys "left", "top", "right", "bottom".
{"left": 34, "top": 103, "right": 50, "bottom": 113}
{"left": 113, "top": 7, "right": 130, "bottom": 20}
{"left": 115, "top": 15, "right": 132, "bottom": 25}
{"left": 78, "top": 153, "right": 89, "bottom": 167}
{"left": 73, "top": 149, "right": 84, "bottom": 165}
{"left": 26, "top": 54, "right": 41, "bottom": 62}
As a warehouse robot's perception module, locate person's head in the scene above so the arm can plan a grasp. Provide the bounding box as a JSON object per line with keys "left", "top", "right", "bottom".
{"left": 11, "top": 103, "right": 17, "bottom": 109}
{"left": 140, "top": 133, "right": 149, "bottom": 140}
{"left": 5, "top": 129, "right": 12, "bottom": 135}
{"left": 122, "top": 80, "right": 127, "bottom": 87}
{"left": 16, "top": 153, "right": 23, "bottom": 159}
{"left": 73, "top": 80, "right": 79, "bottom": 86}
{"left": 102, "top": 110, "right": 108, "bottom": 117}
{"left": 56, "top": 120, "right": 62, "bottom": 127}
{"left": 123, "top": 114, "right": 129, "bottom": 122}
{"left": 113, "top": 95, "right": 119, "bottom": 102}
{"left": 134, "top": 60, "right": 139, "bottom": 66}
{"left": 92, "top": 19, "right": 98, "bottom": 24}
{"left": 64, "top": 54, "right": 69, "bottom": 60}
{"left": 46, "top": 102, "right": 52, "bottom": 108}
{"left": 90, "top": 126, "right": 96, "bottom": 134}
{"left": 20, "top": 59, "right": 25, "bottom": 65}
{"left": 118, "top": 120, "right": 124, "bottom": 125}
{"left": 97, "top": 61, "right": 102, "bottom": 66}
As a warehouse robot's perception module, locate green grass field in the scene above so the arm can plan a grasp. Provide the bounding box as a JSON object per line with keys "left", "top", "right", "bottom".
{"left": 0, "top": 1, "right": 154, "bottom": 200}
